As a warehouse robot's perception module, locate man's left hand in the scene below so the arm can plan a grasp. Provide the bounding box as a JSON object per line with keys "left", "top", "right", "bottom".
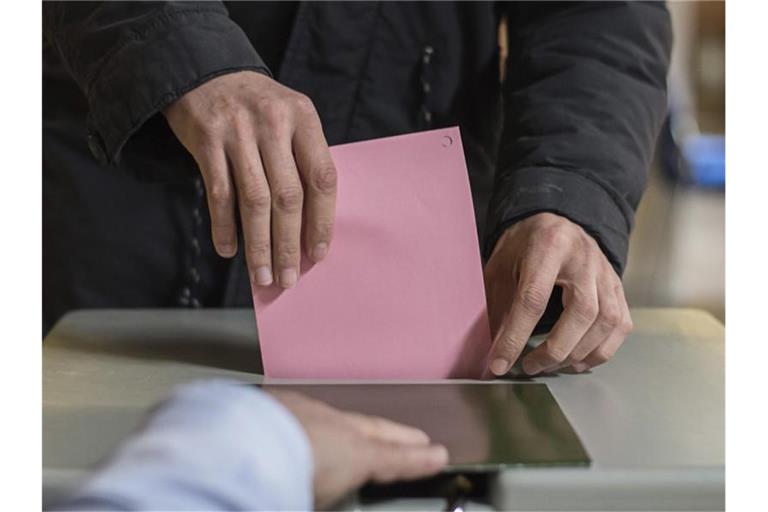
{"left": 484, "top": 212, "right": 633, "bottom": 376}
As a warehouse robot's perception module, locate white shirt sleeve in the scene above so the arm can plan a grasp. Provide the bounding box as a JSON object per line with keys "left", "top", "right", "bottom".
{"left": 54, "top": 379, "right": 314, "bottom": 511}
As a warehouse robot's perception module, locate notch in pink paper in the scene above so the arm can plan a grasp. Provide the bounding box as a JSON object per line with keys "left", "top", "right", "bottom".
{"left": 253, "top": 127, "right": 491, "bottom": 379}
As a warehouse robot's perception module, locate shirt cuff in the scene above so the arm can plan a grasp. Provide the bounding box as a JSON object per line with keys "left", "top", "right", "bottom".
{"left": 61, "top": 379, "right": 313, "bottom": 511}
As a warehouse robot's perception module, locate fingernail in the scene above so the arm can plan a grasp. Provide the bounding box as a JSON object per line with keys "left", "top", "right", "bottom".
{"left": 312, "top": 243, "right": 328, "bottom": 262}
{"left": 489, "top": 358, "right": 510, "bottom": 376}
{"left": 219, "top": 243, "right": 235, "bottom": 257}
{"left": 432, "top": 445, "right": 450, "bottom": 465}
{"left": 523, "top": 360, "right": 542, "bottom": 375}
{"left": 254, "top": 266, "right": 273, "bottom": 286}
{"left": 279, "top": 268, "right": 297, "bottom": 288}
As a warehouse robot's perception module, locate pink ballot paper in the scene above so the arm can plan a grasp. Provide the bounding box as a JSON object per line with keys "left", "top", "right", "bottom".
{"left": 253, "top": 127, "right": 491, "bottom": 379}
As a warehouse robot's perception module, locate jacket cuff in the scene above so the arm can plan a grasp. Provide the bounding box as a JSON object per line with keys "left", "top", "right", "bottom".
{"left": 485, "top": 167, "right": 632, "bottom": 275}
{"left": 84, "top": 9, "right": 269, "bottom": 166}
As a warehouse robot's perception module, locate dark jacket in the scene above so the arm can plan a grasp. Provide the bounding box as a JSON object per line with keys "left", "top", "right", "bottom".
{"left": 42, "top": 1, "right": 671, "bottom": 333}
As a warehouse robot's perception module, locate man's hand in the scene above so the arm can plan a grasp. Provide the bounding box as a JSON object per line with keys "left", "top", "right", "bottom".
{"left": 164, "top": 71, "right": 337, "bottom": 289}
{"left": 484, "top": 212, "right": 633, "bottom": 376}
{"left": 271, "top": 391, "right": 448, "bottom": 509}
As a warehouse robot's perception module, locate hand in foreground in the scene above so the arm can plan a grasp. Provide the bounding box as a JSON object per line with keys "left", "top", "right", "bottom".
{"left": 164, "top": 71, "right": 337, "bottom": 289}
{"left": 484, "top": 212, "right": 633, "bottom": 376}
{"left": 271, "top": 390, "right": 448, "bottom": 509}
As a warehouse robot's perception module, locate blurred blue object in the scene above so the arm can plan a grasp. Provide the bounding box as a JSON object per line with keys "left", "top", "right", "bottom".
{"left": 682, "top": 134, "right": 725, "bottom": 188}
{"left": 659, "top": 115, "right": 725, "bottom": 189}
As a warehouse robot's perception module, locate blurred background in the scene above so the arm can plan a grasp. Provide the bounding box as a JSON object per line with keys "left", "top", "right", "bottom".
{"left": 623, "top": 1, "right": 725, "bottom": 321}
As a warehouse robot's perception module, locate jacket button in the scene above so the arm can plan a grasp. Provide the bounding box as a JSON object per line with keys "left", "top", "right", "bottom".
{"left": 177, "top": 287, "right": 191, "bottom": 307}
{"left": 194, "top": 177, "right": 204, "bottom": 198}
{"left": 86, "top": 130, "right": 108, "bottom": 165}
{"left": 422, "top": 46, "right": 434, "bottom": 65}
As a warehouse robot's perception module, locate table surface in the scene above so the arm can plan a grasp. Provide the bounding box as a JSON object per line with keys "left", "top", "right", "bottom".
{"left": 43, "top": 308, "right": 724, "bottom": 510}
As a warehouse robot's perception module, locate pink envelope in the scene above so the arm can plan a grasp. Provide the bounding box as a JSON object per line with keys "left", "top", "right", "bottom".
{"left": 253, "top": 127, "right": 491, "bottom": 379}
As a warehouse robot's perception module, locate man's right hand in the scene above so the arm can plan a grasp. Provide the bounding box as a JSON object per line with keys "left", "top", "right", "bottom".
{"left": 164, "top": 71, "right": 337, "bottom": 289}
{"left": 271, "top": 390, "right": 449, "bottom": 509}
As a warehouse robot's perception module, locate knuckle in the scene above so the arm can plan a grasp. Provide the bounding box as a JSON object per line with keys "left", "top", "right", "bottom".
{"left": 578, "top": 231, "right": 599, "bottom": 252}
{"left": 201, "top": 108, "right": 235, "bottom": 134}
{"left": 544, "top": 345, "right": 569, "bottom": 364}
{"left": 572, "top": 295, "right": 598, "bottom": 324}
{"left": 273, "top": 185, "right": 304, "bottom": 213}
{"left": 200, "top": 115, "right": 226, "bottom": 137}
{"left": 539, "top": 224, "right": 571, "bottom": 249}
{"left": 207, "top": 182, "right": 232, "bottom": 205}
{"left": 568, "top": 349, "right": 588, "bottom": 364}
{"left": 292, "top": 93, "right": 317, "bottom": 116}
{"left": 256, "top": 98, "right": 288, "bottom": 125}
{"left": 240, "top": 184, "right": 271, "bottom": 212}
{"left": 309, "top": 164, "right": 338, "bottom": 194}
{"left": 599, "top": 305, "right": 623, "bottom": 329}
{"left": 621, "top": 317, "right": 634, "bottom": 335}
{"left": 519, "top": 286, "right": 548, "bottom": 315}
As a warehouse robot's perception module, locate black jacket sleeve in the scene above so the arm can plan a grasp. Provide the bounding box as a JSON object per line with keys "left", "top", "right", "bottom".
{"left": 43, "top": 1, "right": 269, "bottom": 177}
{"left": 487, "top": 1, "right": 672, "bottom": 275}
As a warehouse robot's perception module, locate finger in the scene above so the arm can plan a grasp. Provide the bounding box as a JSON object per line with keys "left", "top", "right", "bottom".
{"left": 545, "top": 275, "right": 623, "bottom": 373}
{"left": 579, "top": 284, "right": 633, "bottom": 370}
{"left": 293, "top": 106, "right": 337, "bottom": 263}
{"left": 260, "top": 131, "right": 304, "bottom": 289}
{"left": 227, "top": 140, "right": 273, "bottom": 287}
{"left": 368, "top": 442, "right": 449, "bottom": 483}
{"left": 487, "top": 254, "right": 561, "bottom": 376}
{"left": 522, "top": 278, "right": 599, "bottom": 375}
{"left": 344, "top": 412, "right": 430, "bottom": 446}
{"left": 578, "top": 324, "right": 625, "bottom": 371}
{"left": 196, "top": 148, "right": 238, "bottom": 258}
